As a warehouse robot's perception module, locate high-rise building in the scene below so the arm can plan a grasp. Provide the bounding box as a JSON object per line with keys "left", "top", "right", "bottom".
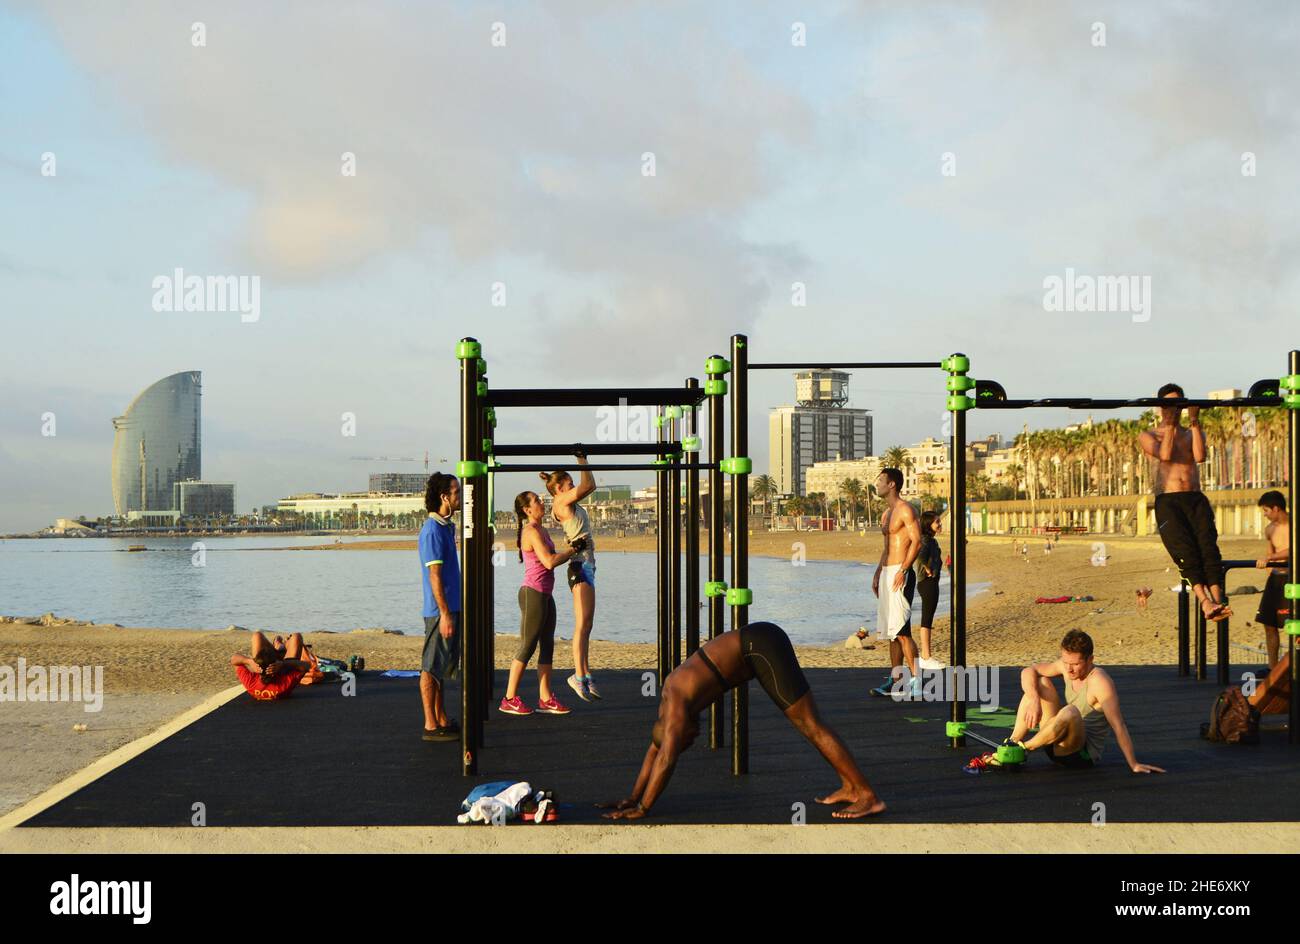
{"left": 369, "top": 472, "right": 428, "bottom": 494}
{"left": 769, "top": 371, "right": 872, "bottom": 496}
{"left": 111, "top": 371, "right": 202, "bottom": 516}
{"left": 173, "top": 480, "right": 236, "bottom": 518}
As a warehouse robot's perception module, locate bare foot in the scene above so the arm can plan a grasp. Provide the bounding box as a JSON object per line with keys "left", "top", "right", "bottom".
{"left": 833, "top": 795, "right": 886, "bottom": 820}
{"left": 815, "top": 785, "right": 856, "bottom": 805}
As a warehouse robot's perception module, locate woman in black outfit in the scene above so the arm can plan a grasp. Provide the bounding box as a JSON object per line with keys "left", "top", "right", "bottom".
{"left": 915, "top": 511, "right": 945, "bottom": 670}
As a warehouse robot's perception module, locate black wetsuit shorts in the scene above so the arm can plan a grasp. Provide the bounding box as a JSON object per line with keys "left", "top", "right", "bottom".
{"left": 739, "top": 621, "right": 810, "bottom": 711}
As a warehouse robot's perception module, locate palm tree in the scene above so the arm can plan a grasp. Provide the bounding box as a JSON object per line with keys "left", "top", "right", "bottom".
{"left": 840, "top": 477, "right": 864, "bottom": 527}
{"left": 751, "top": 474, "right": 777, "bottom": 519}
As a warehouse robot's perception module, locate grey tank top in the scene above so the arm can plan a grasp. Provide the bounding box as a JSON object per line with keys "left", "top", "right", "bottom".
{"left": 1065, "top": 671, "right": 1109, "bottom": 760}
{"left": 557, "top": 502, "right": 595, "bottom": 563}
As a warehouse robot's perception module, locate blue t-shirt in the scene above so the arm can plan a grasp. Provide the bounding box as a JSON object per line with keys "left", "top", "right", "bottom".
{"left": 419, "top": 514, "right": 462, "bottom": 618}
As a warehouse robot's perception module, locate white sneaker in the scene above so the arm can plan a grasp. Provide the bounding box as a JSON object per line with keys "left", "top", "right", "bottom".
{"left": 919, "top": 656, "right": 945, "bottom": 671}
{"left": 566, "top": 674, "right": 592, "bottom": 703}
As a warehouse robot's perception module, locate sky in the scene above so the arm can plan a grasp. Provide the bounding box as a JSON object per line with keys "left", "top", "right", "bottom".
{"left": 1, "top": 1, "right": 1296, "bottom": 532}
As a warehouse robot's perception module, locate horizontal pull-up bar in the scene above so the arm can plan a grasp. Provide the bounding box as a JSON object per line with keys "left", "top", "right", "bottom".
{"left": 493, "top": 442, "right": 681, "bottom": 457}
{"left": 490, "top": 462, "right": 716, "bottom": 473}
{"left": 749, "top": 361, "right": 943, "bottom": 370}
{"left": 975, "top": 396, "right": 1279, "bottom": 411}
{"left": 486, "top": 388, "right": 706, "bottom": 408}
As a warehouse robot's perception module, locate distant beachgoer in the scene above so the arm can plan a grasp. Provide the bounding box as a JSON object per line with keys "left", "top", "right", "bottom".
{"left": 598, "top": 621, "right": 885, "bottom": 820}
{"left": 1004, "top": 630, "right": 1165, "bottom": 773}
{"left": 1135, "top": 587, "right": 1153, "bottom": 611}
{"left": 419, "top": 472, "right": 462, "bottom": 742}
{"left": 870, "top": 468, "right": 921, "bottom": 698}
{"left": 500, "top": 490, "right": 583, "bottom": 716}
{"left": 1138, "top": 383, "right": 1230, "bottom": 623}
{"left": 230, "top": 631, "right": 311, "bottom": 701}
{"left": 914, "top": 511, "right": 945, "bottom": 671}
{"left": 1255, "top": 490, "right": 1291, "bottom": 668}
{"left": 540, "top": 452, "right": 599, "bottom": 702}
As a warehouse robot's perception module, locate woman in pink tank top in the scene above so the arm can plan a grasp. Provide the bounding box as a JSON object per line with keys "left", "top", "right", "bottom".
{"left": 500, "top": 491, "right": 582, "bottom": 716}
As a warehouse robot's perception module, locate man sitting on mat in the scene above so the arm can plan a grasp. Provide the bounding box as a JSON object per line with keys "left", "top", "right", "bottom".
{"left": 1139, "top": 384, "right": 1230, "bottom": 623}
{"left": 230, "top": 632, "right": 313, "bottom": 701}
{"left": 1006, "top": 630, "right": 1164, "bottom": 773}
{"left": 599, "top": 621, "right": 886, "bottom": 821}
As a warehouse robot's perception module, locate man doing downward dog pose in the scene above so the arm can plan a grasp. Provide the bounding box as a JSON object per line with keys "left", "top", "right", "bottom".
{"left": 600, "top": 622, "right": 885, "bottom": 820}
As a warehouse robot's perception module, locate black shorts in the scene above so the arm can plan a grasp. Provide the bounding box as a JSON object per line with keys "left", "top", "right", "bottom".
{"left": 1045, "top": 742, "right": 1095, "bottom": 769}
{"left": 1256, "top": 572, "right": 1287, "bottom": 627}
{"left": 1154, "top": 491, "right": 1223, "bottom": 589}
{"left": 917, "top": 575, "right": 940, "bottom": 627}
{"left": 739, "top": 621, "right": 810, "bottom": 711}
{"left": 422, "top": 613, "right": 460, "bottom": 681}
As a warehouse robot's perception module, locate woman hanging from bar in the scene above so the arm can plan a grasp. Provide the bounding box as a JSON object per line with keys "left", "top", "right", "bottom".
{"left": 500, "top": 490, "right": 585, "bottom": 716}
{"left": 540, "top": 451, "right": 600, "bottom": 701}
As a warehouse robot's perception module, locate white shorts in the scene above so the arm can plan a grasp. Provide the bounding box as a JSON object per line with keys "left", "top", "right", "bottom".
{"left": 875, "top": 564, "right": 917, "bottom": 641}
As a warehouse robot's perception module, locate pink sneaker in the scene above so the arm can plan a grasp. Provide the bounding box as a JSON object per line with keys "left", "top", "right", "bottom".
{"left": 535, "top": 695, "right": 571, "bottom": 715}
{"left": 499, "top": 696, "right": 533, "bottom": 716}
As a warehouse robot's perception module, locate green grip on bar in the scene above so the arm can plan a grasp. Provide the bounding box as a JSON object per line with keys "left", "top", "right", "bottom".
{"left": 721, "top": 456, "right": 752, "bottom": 474}
{"left": 705, "top": 581, "right": 728, "bottom": 597}
{"left": 706, "top": 357, "right": 732, "bottom": 375}
{"left": 1279, "top": 374, "right": 1300, "bottom": 391}
{"left": 947, "top": 395, "right": 974, "bottom": 411}
{"left": 946, "top": 721, "right": 968, "bottom": 738}
{"left": 726, "top": 587, "right": 753, "bottom": 606}
{"left": 477, "top": 358, "right": 487, "bottom": 376}
{"left": 456, "top": 340, "right": 482, "bottom": 360}
{"left": 476, "top": 381, "right": 488, "bottom": 397}
{"left": 1285, "top": 583, "right": 1300, "bottom": 600}
{"left": 486, "top": 408, "right": 497, "bottom": 428}
{"left": 946, "top": 376, "right": 975, "bottom": 392}
{"left": 665, "top": 405, "right": 683, "bottom": 420}
{"left": 705, "top": 379, "right": 728, "bottom": 396}
{"left": 1286, "top": 620, "right": 1300, "bottom": 637}
{"left": 943, "top": 355, "right": 970, "bottom": 373}
{"left": 1285, "top": 394, "right": 1300, "bottom": 409}
{"left": 652, "top": 458, "right": 669, "bottom": 467}
{"left": 482, "top": 438, "right": 493, "bottom": 454}
{"left": 681, "top": 435, "right": 701, "bottom": 452}
{"left": 457, "top": 460, "right": 487, "bottom": 478}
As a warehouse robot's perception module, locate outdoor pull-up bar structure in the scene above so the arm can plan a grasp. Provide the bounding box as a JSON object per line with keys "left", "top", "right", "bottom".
{"left": 943, "top": 351, "right": 1300, "bottom": 751}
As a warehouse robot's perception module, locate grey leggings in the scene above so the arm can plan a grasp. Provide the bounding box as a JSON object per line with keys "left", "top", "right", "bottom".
{"left": 516, "top": 586, "right": 557, "bottom": 665}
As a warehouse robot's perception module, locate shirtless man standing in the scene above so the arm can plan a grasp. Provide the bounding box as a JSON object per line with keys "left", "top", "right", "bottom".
{"left": 598, "top": 621, "right": 885, "bottom": 820}
{"left": 1006, "top": 629, "right": 1165, "bottom": 774}
{"left": 1254, "top": 491, "right": 1291, "bottom": 667}
{"left": 870, "top": 468, "right": 922, "bottom": 698}
{"left": 1138, "top": 384, "right": 1230, "bottom": 623}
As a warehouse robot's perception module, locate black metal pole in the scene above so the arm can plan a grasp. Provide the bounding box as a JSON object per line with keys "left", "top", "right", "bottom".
{"left": 481, "top": 368, "right": 495, "bottom": 726}
{"left": 1196, "top": 605, "right": 1207, "bottom": 681}
{"left": 1288, "top": 350, "right": 1299, "bottom": 745}
{"left": 670, "top": 408, "right": 682, "bottom": 669}
{"left": 706, "top": 355, "right": 727, "bottom": 750}
{"left": 476, "top": 360, "right": 491, "bottom": 745}
{"left": 456, "top": 338, "right": 482, "bottom": 776}
{"left": 656, "top": 411, "right": 669, "bottom": 687}
{"left": 1177, "top": 583, "right": 1189, "bottom": 677}
{"left": 685, "top": 378, "right": 701, "bottom": 658}
{"left": 730, "top": 334, "right": 750, "bottom": 776}
{"left": 1216, "top": 613, "right": 1230, "bottom": 687}
{"left": 947, "top": 354, "right": 971, "bottom": 750}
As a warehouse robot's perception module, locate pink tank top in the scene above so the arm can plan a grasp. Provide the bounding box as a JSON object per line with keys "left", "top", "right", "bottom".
{"left": 522, "top": 526, "right": 556, "bottom": 595}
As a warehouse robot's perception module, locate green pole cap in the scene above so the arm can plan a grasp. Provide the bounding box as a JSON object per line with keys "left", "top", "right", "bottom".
{"left": 1284, "top": 583, "right": 1300, "bottom": 600}
{"left": 943, "top": 354, "right": 970, "bottom": 373}
{"left": 1279, "top": 374, "right": 1300, "bottom": 391}
{"left": 945, "top": 721, "right": 968, "bottom": 738}
{"left": 946, "top": 375, "right": 976, "bottom": 392}
{"left": 946, "top": 395, "right": 974, "bottom": 411}
{"left": 665, "top": 405, "right": 683, "bottom": 420}
{"left": 705, "top": 378, "right": 728, "bottom": 396}
{"left": 456, "top": 460, "right": 487, "bottom": 478}
{"left": 681, "top": 435, "right": 701, "bottom": 453}
{"left": 720, "top": 456, "right": 752, "bottom": 475}
{"left": 456, "top": 340, "right": 482, "bottom": 360}
{"left": 705, "top": 356, "right": 732, "bottom": 375}
{"left": 705, "top": 581, "right": 728, "bottom": 597}
{"left": 725, "top": 587, "right": 753, "bottom": 606}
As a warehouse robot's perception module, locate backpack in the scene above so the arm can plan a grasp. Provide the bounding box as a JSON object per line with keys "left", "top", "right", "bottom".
{"left": 1203, "top": 687, "right": 1259, "bottom": 745}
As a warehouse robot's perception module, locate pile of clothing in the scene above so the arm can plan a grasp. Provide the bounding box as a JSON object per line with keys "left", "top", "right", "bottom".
{"left": 457, "top": 781, "right": 557, "bottom": 825}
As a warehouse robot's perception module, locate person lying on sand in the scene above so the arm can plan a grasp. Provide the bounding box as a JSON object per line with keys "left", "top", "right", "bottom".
{"left": 598, "top": 621, "right": 885, "bottom": 821}
{"left": 1004, "top": 629, "right": 1164, "bottom": 773}
{"left": 230, "top": 631, "right": 313, "bottom": 701}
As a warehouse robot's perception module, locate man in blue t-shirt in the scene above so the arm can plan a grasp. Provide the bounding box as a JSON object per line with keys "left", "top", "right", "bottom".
{"left": 419, "top": 473, "right": 463, "bottom": 741}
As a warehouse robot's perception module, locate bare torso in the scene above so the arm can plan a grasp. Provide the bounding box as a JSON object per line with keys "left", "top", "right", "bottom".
{"left": 1148, "top": 426, "right": 1201, "bottom": 495}
{"left": 880, "top": 501, "right": 917, "bottom": 565}
{"left": 1265, "top": 520, "right": 1290, "bottom": 576}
